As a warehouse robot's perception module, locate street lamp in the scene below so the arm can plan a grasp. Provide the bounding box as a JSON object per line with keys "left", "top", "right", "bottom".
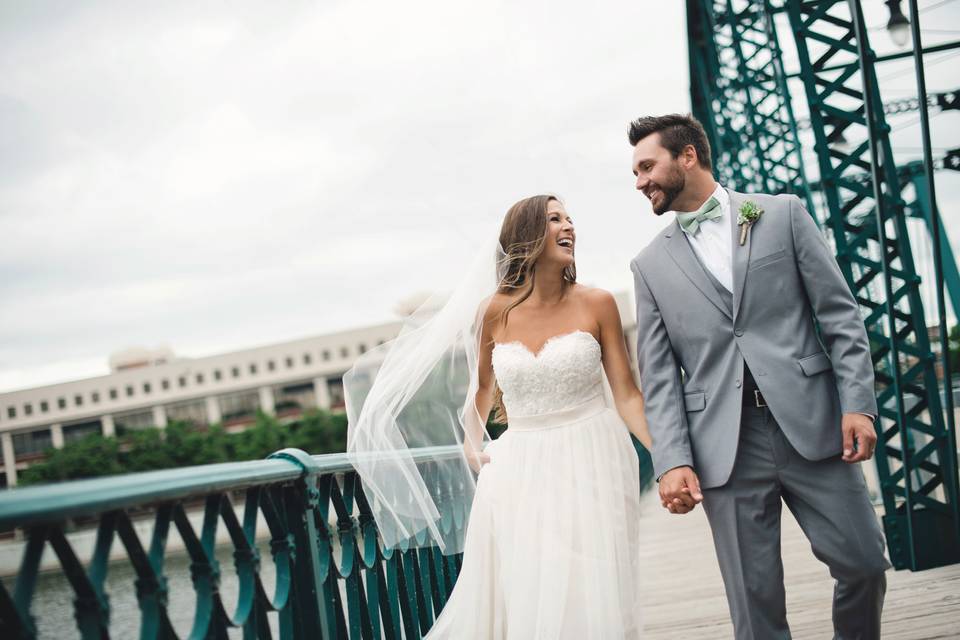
{"left": 885, "top": 0, "right": 912, "bottom": 47}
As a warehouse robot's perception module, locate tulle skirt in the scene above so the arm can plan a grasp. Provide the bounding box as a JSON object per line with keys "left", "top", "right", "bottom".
{"left": 425, "top": 395, "right": 645, "bottom": 639}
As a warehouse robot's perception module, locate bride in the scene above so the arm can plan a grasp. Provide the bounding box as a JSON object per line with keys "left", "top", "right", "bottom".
{"left": 346, "top": 194, "right": 652, "bottom": 639}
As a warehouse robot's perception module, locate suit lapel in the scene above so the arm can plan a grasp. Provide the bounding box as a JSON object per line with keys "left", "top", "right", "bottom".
{"left": 728, "top": 189, "right": 752, "bottom": 321}
{"left": 663, "top": 222, "right": 733, "bottom": 321}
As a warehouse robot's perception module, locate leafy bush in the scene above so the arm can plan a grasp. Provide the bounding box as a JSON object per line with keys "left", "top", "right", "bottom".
{"left": 17, "top": 409, "right": 348, "bottom": 487}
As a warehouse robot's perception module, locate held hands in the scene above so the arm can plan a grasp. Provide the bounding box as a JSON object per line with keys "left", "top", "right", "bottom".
{"left": 659, "top": 466, "right": 704, "bottom": 515}
{"left": 841, "top": 413, "right": 877, "bottom": 463}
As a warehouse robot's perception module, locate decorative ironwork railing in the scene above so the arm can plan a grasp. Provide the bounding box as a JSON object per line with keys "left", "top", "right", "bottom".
{"left": 0, "top": 441, "right": 653, "bottom": 639}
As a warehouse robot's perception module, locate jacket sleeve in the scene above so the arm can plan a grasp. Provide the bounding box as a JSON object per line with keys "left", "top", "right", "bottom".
{"left": 632, "top": 258, "right": 695, "bottom": 478}
{"left": 789, "top": 195, "right": 878, "bottom": 416}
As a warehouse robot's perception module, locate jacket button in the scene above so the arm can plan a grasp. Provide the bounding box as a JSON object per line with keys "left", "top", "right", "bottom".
{"left": 734, "top": 328, "right": 744, "bottom": 336}
{"left": 735, "top": 379, "right": 742, "bottom": 388}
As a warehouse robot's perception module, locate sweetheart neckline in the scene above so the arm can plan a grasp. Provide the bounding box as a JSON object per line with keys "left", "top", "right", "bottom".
{"left": 493, "top": 329, "right": 599, "bottom": 359}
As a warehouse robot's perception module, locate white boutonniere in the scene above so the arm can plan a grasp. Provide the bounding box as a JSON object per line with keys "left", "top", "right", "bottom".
{"left": 737, "top": 201, "right": 763, "bottom": 246}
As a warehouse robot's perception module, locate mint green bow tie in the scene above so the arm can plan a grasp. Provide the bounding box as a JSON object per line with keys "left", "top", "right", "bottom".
{"left": 676, "top": 196, "right": 722, "bottom": 235}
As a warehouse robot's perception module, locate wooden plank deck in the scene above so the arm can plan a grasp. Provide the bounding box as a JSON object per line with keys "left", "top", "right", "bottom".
{"left": 635, "top": 493, "right": 960, "bottom": 639}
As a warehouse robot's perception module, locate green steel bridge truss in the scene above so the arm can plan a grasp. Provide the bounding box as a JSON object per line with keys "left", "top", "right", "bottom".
{"left": 686, "top": 0, "right": 960, "bottom": 570}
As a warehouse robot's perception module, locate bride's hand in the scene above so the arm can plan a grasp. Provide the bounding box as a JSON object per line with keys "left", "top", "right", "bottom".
{"left": 464, "top": 445, "right": 491, "bottom": 473}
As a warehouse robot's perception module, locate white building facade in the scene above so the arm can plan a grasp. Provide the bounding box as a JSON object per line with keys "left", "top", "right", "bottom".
{"left": 0, "top": 323, "right": 404, "bottom": 488}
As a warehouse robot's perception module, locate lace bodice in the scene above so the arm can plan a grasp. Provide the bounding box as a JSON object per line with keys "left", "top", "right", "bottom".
{"left": 492, "top": 330, "right": 604, "bottom": 418}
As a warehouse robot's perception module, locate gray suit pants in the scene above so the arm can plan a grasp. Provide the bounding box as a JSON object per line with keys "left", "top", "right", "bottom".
{"left": 702, "top": 405, "right": 890, "bottom": 639}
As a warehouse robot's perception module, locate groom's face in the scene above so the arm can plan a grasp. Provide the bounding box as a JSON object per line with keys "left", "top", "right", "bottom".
{"left": 632, "top": 134, "right": 686, "bottom": 215}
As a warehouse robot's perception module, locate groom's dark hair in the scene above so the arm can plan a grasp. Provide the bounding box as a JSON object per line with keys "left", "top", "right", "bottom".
{"left": 628, "top": 113, "right": 712, "bottom": 171}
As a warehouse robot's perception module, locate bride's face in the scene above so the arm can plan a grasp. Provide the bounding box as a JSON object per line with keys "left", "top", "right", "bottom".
{"left": 540, "top": 200, "right": 576, "bottom": 268}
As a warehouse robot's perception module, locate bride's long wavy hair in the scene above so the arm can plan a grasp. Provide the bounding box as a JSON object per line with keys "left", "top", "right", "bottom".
{"left": 488, "top": 194, "right": 577, "bottom": 423}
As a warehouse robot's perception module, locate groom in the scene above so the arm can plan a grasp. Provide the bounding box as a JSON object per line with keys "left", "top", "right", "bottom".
{"left": 628, "top": 114, "right": 889, "bottom": 639}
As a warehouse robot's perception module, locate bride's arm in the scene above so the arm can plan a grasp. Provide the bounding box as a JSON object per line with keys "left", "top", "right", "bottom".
{"left": 593, "top": 289, "right": 653, "bottom": 450}
{"left": 463, "top": 300, "right": 500, "bottom": 471}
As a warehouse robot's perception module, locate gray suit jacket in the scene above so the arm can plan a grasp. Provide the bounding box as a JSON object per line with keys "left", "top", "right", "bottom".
{"left": 631, "top": 189, "right": 877, "bottom": 489}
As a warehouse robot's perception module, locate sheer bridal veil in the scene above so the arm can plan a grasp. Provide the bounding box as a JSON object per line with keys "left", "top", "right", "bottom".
{"left": 344, "top": 225, "right": 507, "bottom": 555}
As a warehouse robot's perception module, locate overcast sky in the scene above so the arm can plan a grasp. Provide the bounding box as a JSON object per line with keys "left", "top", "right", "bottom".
{"left": 2, "top": 1, "right": 959, "bottom": 393}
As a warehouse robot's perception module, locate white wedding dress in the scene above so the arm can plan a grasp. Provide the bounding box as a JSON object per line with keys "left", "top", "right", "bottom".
{"left": 425, "top": 330, "right": 644, "bottom": 639}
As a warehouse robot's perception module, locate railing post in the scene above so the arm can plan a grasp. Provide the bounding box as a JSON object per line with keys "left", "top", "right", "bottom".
{"left": 268, "top": 448, "right": 332, "bottom": 639}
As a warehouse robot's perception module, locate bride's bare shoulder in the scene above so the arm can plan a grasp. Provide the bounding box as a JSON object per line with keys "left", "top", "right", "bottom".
{"left": 479, "top": 292, "right": 511, "bottom": 322}
{"left": 572, "top": 284, "right": 616, "bottom": 305}
{"left": 572, "top": 285, "right": 620, "bottom": 321}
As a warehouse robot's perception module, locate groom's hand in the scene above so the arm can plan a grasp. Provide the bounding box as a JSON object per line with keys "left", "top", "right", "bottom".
{"left": 841, "top": 413, "right": 877, "bottom": 463}
{"left": 659, "top": 466, "right": 703, "bottom": 514}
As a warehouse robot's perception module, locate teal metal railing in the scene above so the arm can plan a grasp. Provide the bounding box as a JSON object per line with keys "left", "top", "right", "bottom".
{"left": 0, "top": 441, "right": 653, "bottom": 638}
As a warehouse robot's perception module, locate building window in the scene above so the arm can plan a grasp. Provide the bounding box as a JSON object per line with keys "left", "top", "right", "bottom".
{"left": 126, "top": 386, "right": 134, "bottom": 397}
{"left": 40, "top": 400, "right": 49, "bottom": 413}
{"left": 303, "top": 353, "right": 312, "bottom": 365}
{"left": 340, "top": 347, "right": 349, "bottom": 359}
{"left": 178, "top": 376, "right": 187, "bottom": 388}
{"left": 196, "top": 373, "right": 204, "bottom": 385}
{"left": 24, "top": 403, "right": 33, "bottom": 416}
{"left": 12, "top": 428, "right": 53, "bottom": 458}
{"left": 267, "top": 360, "right": 276, "bottom": 372}
{"left": 232, "top": 366, "right": 240, "bottom": 378}
{"left": 285, "top": 356, "right": 294, "bottom": 368}
{"left": 166, "top": 399, "right": 208, "bottom": 427}
{"left": 322, "top": 350, "right": 331, "bottom": 361}
{"left": 249, "top": 363, "right": 258, "bottom": 375}
{"left": 109, "top": 389, "right": 118, "bottom": 400}
{"left": 214, "top": 369, "right": 222, "bottom": 381}
{"left": 358, "top": 343, "right": 367, "bottom": 354}
{"left": 161, "top": 379, "right": 170, "bottom": 391}
{"left": 327, "top": 377, "right": 346, "bottom": 410}
{"left": 273, "top": 381, "right": 317, "bottom": 414}
{"left": 114, "top": 410, "right": 155, "bottom": 434}
{"left": 143, "top": 382, "right": 152, "bottom": 394}
{"left": 63, "top": 420, "right": 102, "bottom": 444}
{"left": 219, "top": 390, "right": 261, "bottom": 423}
{"left": 91, "top": 391, "right": 100, "bottom": 404}
{"left": 58, "top": 397, "right": 67, "bottom": 409}
{"left": 75, "top": 394, "right": 84, "bottom": 407}
{"left": 6, "top": 407, "right": 15, "bottom": 419}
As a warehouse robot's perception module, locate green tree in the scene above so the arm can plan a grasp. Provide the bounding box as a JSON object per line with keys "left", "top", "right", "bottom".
{"left": 163, "top": 421, "right": 229, "bottom": 467}
{"left": 229, "top": 411, "right": 287, "bottom": 461}
{"left": 121, "top": 428, "right": 174, "bottom": 472}
{"left": 15, "top": 409, "right": 351, "bottom": 486}
{"left": 19, "top": 434, "right": 122, "bottom": 485}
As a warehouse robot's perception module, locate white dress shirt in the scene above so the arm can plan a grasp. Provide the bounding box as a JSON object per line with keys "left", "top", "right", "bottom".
{"left": 673, "top": 183, "right": 733, "bottom": 292}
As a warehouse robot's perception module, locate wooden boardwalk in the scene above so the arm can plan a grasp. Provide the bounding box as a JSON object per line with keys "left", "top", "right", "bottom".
{"left": 635, "top": 493, "right": 960, "bottom": 639}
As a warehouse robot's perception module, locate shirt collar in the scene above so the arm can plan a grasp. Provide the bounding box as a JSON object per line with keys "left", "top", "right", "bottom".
{"left": 712, "top": 183, "right": 729, "bottom": 214}
{"left": 669, "top": 183, "right": 728, "bottom": 218}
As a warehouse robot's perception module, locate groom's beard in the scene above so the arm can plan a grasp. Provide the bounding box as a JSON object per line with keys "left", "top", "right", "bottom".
{"left": 650, "top": 165, "right": 685, "bottom": 215}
